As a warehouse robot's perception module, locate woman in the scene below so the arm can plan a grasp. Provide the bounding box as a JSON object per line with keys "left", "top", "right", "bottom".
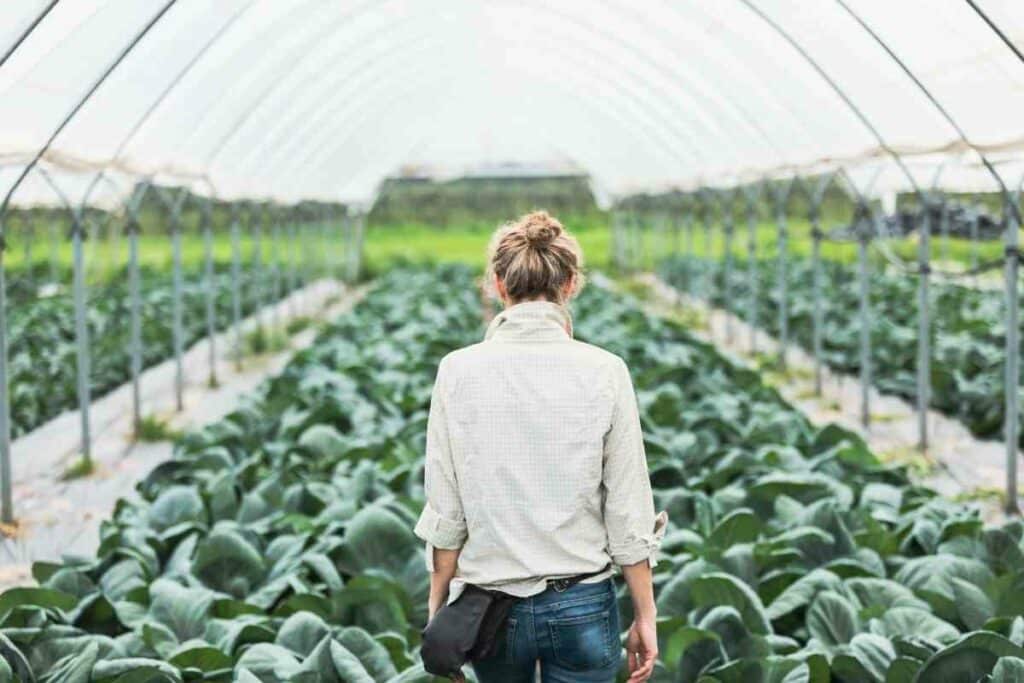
{"left": 414, "top": 211, "right": 667, "bottom": 682}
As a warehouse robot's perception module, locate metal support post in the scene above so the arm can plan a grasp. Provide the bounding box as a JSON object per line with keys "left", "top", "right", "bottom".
{"left": 201, "top": 202, "right": 217, "bottom": 387}
{"left": 0, "top": 225, "right": 13, "bottom": 523}
{"left": 231, "top": 207, "right": 243, "bottom": 370}
{"left": 1003, "top": 189, "right": 1021, "bottom": 514}
{"left": 171, "top": 210, "right": 185, "bottom": 411}
{"left": 71, "top": 215, "right": 92, "bottom": 462}
{"left": 723, "top": 194, "right": 735, "bottom": 344}
{"left": 746, "top": 192, "right": 759, "bottom": 353}
{"left": 774, "top": 183, "right": 792, "bottom": 370}
{"left": 857, "top": 207, "right": 872, "bottom": 428}
{"left": 916, "top": 198, "right": 932, "bottom": 451}
{"left": 127, "top": 217, "right": 142, "bottom": 436}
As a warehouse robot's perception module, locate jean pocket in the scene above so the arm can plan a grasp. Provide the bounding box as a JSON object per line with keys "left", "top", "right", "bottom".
{"left": 548, "top": 609, "right": 613, "bottom": 671}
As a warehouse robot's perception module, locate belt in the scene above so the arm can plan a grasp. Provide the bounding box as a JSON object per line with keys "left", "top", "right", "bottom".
{"left": 548, "top": 563, "right": 612, "bottom": 593}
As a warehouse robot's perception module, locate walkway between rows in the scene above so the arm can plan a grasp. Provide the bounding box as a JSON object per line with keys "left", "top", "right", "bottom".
{"left": 639, "top": 273, "right": 1022, "bottom": 522}
{"left": 0, "top": 279, "right": 365, "bottom": 587}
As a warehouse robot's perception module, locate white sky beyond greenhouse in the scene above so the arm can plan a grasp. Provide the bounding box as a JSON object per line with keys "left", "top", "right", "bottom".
{"left": 1, "top": 0, "right": 1023, "bottom": 208}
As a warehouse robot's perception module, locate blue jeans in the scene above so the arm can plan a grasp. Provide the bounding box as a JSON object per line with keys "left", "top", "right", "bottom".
{"left": 471, "top": 578, "right": 622, "bottom": 682}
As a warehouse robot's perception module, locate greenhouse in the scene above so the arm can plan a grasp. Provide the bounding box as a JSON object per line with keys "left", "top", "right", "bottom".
{"left": 1, "top": 1, "right": 1024, "bottom": 681}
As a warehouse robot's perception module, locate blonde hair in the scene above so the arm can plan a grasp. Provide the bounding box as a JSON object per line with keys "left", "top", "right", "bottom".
{"left": 485, "top": 210, "right": 585, "bottom": 304}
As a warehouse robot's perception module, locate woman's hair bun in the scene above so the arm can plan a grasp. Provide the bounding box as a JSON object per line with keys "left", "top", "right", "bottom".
{"left": 521, "top": 210, "right": 563, "bottom": 248}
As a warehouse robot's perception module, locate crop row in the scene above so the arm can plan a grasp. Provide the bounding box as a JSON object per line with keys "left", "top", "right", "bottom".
{"left": 0, "top": 265, "right": 1021, "bottom": 681}
{"left": 9, "top": 265, "right": 306, "bottom": 438}
{"left": 659, "top": 256, "right": 1021, "bottom": 446}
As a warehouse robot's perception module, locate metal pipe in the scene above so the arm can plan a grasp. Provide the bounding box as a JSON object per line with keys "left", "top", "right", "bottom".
{"left": 808, "top": 174, "right": 837, "bottom": 396}
{"left": 127, "top": 217, "right": 142, "bottom": 437}
{"left": 23, "top": 213, "right": 34, "bottom": 291}
{"left": 916, "top": 197, "right": 932, "bottom": 451}
{"left": 1004, "top": 186, "right": 1021, "bottom": 515}
{"left": 0, "top": 1, "right": 177, "bottom": 218}
{"left": 270, "top": 208, "right": 281, "bottom": 331}
{"left": 940, "top": 196, "right": 951, "bottom": 265}
{"left": 612, "top": 211, "right": 623, "bottom": 272}
{"left": 671, "top": 211, "right": 681, "bottom": 258}
{"left": 48, "top": 210, "right": 60, "bottom": 284}
{"left": 745, "top": 187, "right": 759, "bottom": 354}
{"left": 171, "top": 211, "right": 185, "bottom": 411}
{"left": 71, "top": 216, "right": 92, "bottom": 463}
{"left": 202, "top": 201, "right": 217, "bottom": 387}
{"left": 349, "top": 212, "right": 366, "bottom": 283}
{"left": 0, "top": 232, "right": 12, "bottom": 523}
{"left": 723, "top": 191, "right": 735, "bottom": 344}
{"left": 253, "top": 206, "right": 264, "bottom": 330}
{"left": 810, "top": 204, "right": 824, "bottom": 395}
{"left": 970, "top": 202, "right": 981, "bottom": 277}
{"left": 289, "top": 211, "right": 299, "bottom": 319}
{"left": 685, "top": 198, "right": 696, "bottom": 297}
{"left": 230, "top": 208, "right": 243, "bottom": 370}
{"left": 702, "top": 191, "right": 714, "bottom": 308}
{"left": 858, "top": 208, "right": 872, "bottom": 428}
{"left": 774, "top": 182, "right": 791, "bottom": 370}
{"left": 0, "top": 1, "right": 59, "bottom": 71}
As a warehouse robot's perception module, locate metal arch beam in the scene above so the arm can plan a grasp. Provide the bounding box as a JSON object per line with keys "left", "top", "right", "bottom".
{"left": 264, "top": 55, "right": 699, "bottom": 196}
{"left": 287, "top": 71, "right": 682, "bottom": 202}
{"left": 235, "top": 0, "right": 819, "bottom": 197}
{"left": 737, "top": 0, "right": 921, "bottom": 196}
{"left": 288, "top": 0, "right": 872, "bottom": 194}
{"left": 513, "top": 0, "right": 786, "bottom": 168}
{"left": 468, "top": 10, "right": 719, "bottom": 167}
{"left": 245, "top": 32, "right": 706, "bottom": 197}
{"left": 268, "top": 47, "right": 699, "bottom": 200}
{"left": 224, "top": 27, "right": 449, "bottom": 184}
{"left": 196, "top": 0, "right": 397, "bottom": 172}
{"left": 835, "top": 0, "right": 1019, "bottom": 224}
{"left": 0, "top": 1, "right": 178, "bottom": 221}
{"left": 967, "top": 0, "right": 1024, "bottom": 65}
{"left": 207, "top": 2, "right": 429, "bottom": 177}
{"left": 76, "top": 1, "right": 256, "bottom": 211}
{"left": 229, "top": 19, "right": 704, "bottom": 189}
{"left": 602, "top": 0, "right": 816, "bottom": 160}
{"left": 218, "top": 7, "right": 712, "bottom": 192}
{"left": 289, "top": 75, "right": 661, "bottom": 204}
{"left": 0, "top": 0, "right": 59, "bottom": 71}
{"left": 313, "top": 89, "right": 657, "bottom": 206}
{"left": 272, "top": 61, "right": 670, "bottom": 201}
{"left": 201, "top": 0, "right": 770, "bottom": 196}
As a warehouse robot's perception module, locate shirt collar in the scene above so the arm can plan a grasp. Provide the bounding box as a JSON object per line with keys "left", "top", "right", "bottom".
{"left": 485, "top": 300, "right": 574, "bottom": 342}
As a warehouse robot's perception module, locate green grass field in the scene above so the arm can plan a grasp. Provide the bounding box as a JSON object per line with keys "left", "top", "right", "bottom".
{"left": 1, "top": 213, "right": 1012, "bottom": 289}
{"left": 361, "top": 215, "right": 613, "bottom": 277}
{"left": 621, "top": 216, "right": 1012, "bottom": 273}
{"left": 3, "top": 225, "right": 347, "bottom": 285}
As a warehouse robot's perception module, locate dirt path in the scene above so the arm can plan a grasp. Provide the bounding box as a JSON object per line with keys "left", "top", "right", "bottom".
{"left": 0, "top": 279, "right": 367, "bottom": 588}
{"left": 636, "top": 273, "right": 1022, "bottom": 523}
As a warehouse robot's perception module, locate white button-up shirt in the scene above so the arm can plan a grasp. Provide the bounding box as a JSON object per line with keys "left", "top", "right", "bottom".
{"left": 414, "top": 299, "right": 667, "bottom": 603}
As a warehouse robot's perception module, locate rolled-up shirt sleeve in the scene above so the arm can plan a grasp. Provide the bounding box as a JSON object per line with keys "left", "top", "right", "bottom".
{"left": 602, "top": 358, "right": 668, "bottom": 567}
{"left": 414, "top": 358, "right": 467, "bottom": 570}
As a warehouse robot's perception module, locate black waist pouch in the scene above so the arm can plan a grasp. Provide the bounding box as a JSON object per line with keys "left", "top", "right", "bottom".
{"left": 421, "top": 584, "right": 518, "bottom": 676}
{"left": 420, "top": 564, "right": 611, "bottom": 676}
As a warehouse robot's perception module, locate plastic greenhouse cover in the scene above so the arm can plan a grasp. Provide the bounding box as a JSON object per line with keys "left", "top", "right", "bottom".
{"left": 0, "top": 0, "right": 1022, "bottom": 208}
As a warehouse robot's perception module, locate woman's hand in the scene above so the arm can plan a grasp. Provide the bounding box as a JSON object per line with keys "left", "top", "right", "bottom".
{"left": 625, "top": 618, "right": 658, "bottom": 681}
